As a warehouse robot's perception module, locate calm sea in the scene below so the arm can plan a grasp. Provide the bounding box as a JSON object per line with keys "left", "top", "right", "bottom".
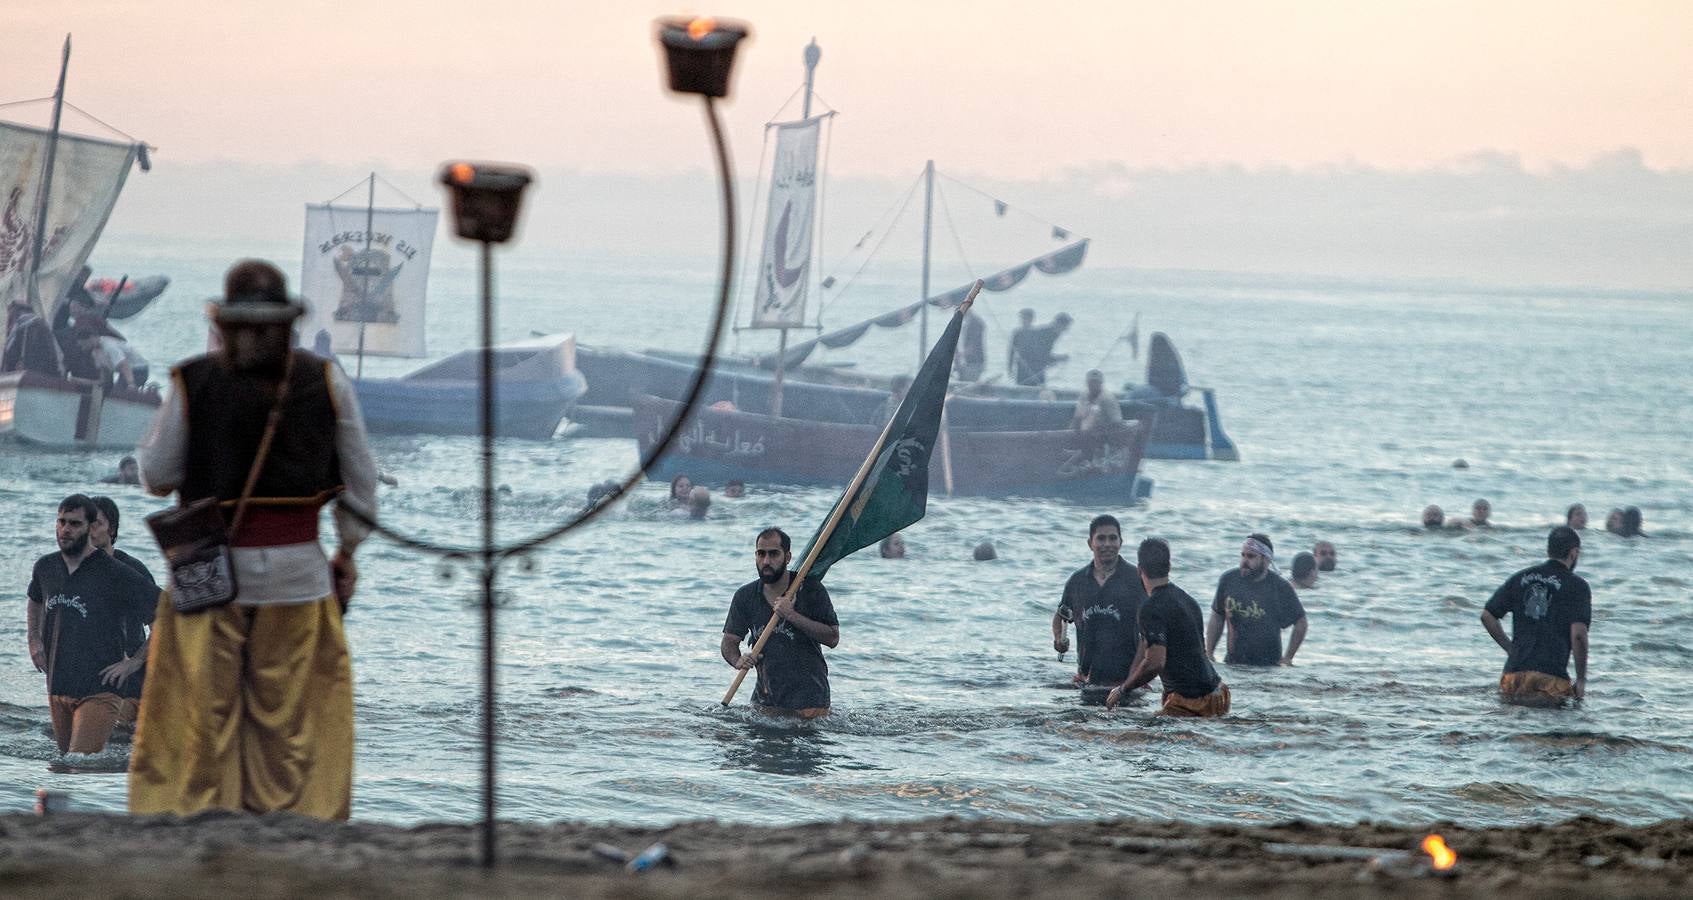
{"left": 3, "top": 237, "right": 1690, "bottom": 828}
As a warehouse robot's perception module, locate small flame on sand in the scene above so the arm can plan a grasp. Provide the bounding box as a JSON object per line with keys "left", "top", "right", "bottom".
{"left": 1422, "top": 834, "right": 1457, "bottom": 870}
{"left": 687, "top": 16, "right": 716, "bottom": 40}
{"left": 448, "top": 163, "right": 475, "bottom": 185}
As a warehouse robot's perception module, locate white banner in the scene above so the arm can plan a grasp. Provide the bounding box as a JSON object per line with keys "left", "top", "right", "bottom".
{"left": 750, "top": 118, "right": 821, "bottom": 329}
{"left": 0, "top": 121, "right": 137, "bottom": 322}
{"left": 299, "top": 204, "right": 438, "bottom": 358}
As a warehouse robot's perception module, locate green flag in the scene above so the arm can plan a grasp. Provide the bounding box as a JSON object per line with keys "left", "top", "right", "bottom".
{"left": 797, "top": 300, "right": 969, "bottom": 580}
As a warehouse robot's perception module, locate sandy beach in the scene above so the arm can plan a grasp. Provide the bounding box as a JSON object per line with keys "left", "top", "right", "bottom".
{"left": 1, "top": 812, "right": 1687, "bottom": 898}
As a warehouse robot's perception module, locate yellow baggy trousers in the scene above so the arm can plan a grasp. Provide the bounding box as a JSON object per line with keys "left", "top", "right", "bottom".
{"left": 128, "top": 594, "right": 353, "bottom": 820}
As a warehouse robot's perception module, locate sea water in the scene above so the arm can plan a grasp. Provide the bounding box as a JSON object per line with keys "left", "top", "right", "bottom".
{"left": 2, "top": 238, "right": 1689, "bottom": 827}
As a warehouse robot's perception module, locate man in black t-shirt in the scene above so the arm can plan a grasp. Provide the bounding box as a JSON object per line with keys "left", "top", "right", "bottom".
{"left": 1108, "top": 538, "right": 1228, "bottom": 716}
{"left": 721, "top": 527, "right": 840, "bottom": 717}
{"left": 1207, "top": 533, "right": 1308, "bottom": 666}
{"left": 90, "top": 495, "right": 159, "bottom": 721}
{"left": 1053, "top": 514, "right": 1145, "bottom": 686}
{"left": 1481, "top": 526, "right": 1592, "bottom": 706}
{"left": 24, "top": 495, "right": 158, "bottom": 754}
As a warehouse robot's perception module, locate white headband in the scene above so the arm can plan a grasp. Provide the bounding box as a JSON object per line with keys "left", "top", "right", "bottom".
{"left": 1242, "top": 537, "right": 1274, "bottom": 560}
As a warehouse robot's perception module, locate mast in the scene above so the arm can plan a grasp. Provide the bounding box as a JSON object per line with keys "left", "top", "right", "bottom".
{"left": 355, "top": 172, "right": 374, "bottom": 379}
{"left": 769, "top": 38, "right": 820, "bottom": 418}
{"left": 27, "top": 35, "right": 72, "bottom": 317}
{"left": 918, "top": 159, "right": 934, "bottom": 370}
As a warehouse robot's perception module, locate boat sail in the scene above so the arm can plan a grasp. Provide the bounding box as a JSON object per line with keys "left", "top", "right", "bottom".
{"left": 0, "top": 35, "right": 161, "bottom": 449}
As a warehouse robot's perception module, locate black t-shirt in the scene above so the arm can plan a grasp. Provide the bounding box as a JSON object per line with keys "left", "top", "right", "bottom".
{"left": 723, "top": 574, "right": 838, "bottom": 711}
{"left": 1140, "top": 582, "right": 1221, "bottom": 699}
{"left": 1211, "top": 569, "right": 1306, "bottom": 666}
{"left": 1059, "top": 563, "right": 1145, "bottom": 683}
{"left": 28, "top": 551, "right": 158, "bottom": 699}
{"left": 1484, "top": 560, "right": 1592, "bottom": 681}
{"left": 109, "top": 547, "right": 159, "bottom": 699}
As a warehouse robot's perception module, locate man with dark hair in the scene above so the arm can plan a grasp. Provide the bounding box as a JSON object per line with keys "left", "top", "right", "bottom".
{"left": 25, "top": 495, "right": 158, "bottom": 754}
{"left": 101, "top": 455, "right": 141, "bottom": 485}
{"left": 1481, "top": 526, "right": 1591, "bottom": 706}
{"left": 1207, "top": 533, "right": 1308, "bottom": 666}
{"left": 1009, "top": 310, "right": 1072, "bottom": 386}
{"left": 1053, "top": 514, "right": 1146, "bottom": 688}
{"left": 88, "top": 496, "right": 158, "bottom": 722}
{"left": 954, "top": 310, "right": 985, "bottom": 382}
{"left": 129, "top": 259, "right": 378, "bottom": 820}
{"left": 1107, "top": 538, "right": 1228, "bottom": 716}
{"left": 1070, "top": 369, "right": 1124, "bottom": 433}
{"left": 720, "top": 527, "right": 840, "bottom": 718}
{"left": 1312, "top": 540, "right": 1337, "bottom": 572}
{"left": 1565, "top": 504, "right": 1588, "bottom": 530}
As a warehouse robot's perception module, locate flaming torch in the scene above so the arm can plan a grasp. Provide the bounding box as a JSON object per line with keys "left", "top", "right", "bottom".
{"left": 1422, "top": 834, "right": 1458, "bottom": 873}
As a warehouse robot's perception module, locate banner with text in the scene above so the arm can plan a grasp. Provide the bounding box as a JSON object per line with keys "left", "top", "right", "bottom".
{"left": 300, "top": 204, "right": 438, "bottom": 358}
{"left": 750, "top": 117, "right": 820, "bottom": 329}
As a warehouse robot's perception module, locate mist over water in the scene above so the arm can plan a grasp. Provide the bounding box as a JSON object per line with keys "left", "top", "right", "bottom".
{"left": 2, "top": 246, "right": 1689, "bottom": 828}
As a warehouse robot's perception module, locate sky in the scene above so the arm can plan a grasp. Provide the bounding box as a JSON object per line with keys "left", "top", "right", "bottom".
{"left": 6, "top": 2, "right": 1692, "bottom": 287}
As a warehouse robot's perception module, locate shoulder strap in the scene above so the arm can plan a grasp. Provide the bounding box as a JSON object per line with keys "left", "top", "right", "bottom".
{"left": 227, "top": 352, "right": 297, "bottom": 538}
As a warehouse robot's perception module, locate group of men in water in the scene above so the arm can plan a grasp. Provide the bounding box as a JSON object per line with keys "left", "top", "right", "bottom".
{"left": 721, "top": 508, "right": 1596, "bottom": 717}
{"left": 1422, "top": 497, "right": 1646, "bottom": 538}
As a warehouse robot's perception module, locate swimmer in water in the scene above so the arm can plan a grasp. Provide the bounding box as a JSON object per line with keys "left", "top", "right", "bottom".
{"left": 1422, "top": 505, "right": 1446, "bottom": 529}
{"left": 1566, "top": 503, "right": 1588, "bottom": 530}
{"left": 1290, "top": 552, "right": 1318, "bottom": 589}
{"left": 1312, "top": 540, "right": 1337, "bottom": 572}
{"left": 879, "top": 534, "right": 906, "bottom": 559}
{"left": 668, "top": 474, "right": 693, "bottom": 507}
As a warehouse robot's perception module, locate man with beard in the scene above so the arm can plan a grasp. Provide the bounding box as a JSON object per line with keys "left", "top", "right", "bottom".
{"left": 1313, "top": 541, "right": 1337, "bottom": 572}
{"left": 1053, "top": 514, "right": 1145, "bottom": 691}
{"left": 25, "top": 495, "right": 158, "bottom": 754}
{"left": 1206, "top": 533, "right": 1308, "bottom": 667}
{"left": 1481, "top": 526, "right": 1591, "bottom": 706}
{"left": 720, "top": 527, "right": 840, "bottom": 718}
{"left": 89, "top": 496, "right": 159, "bottom": 724}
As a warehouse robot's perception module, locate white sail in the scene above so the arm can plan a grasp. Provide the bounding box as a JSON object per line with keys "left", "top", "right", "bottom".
{"left": 299, "top": 204, "right": 439, "bottom": 358}
{"left": 749, "top": 117, "right": 821, "bottom": 329}
{"left": 0, "top": 121, "right": 138, "bottom": 322}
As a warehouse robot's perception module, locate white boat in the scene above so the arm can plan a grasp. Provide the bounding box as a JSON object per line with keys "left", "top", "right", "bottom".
{"left": 0, "top": 36, "right": 158, "bottom": 450}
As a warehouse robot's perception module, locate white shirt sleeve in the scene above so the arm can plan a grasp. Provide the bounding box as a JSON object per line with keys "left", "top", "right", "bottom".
{"left": 136, "top": 376, "right": 187, "bottom": 497}
{"left": 327, "top": 362, "right": 379, "bottom": 553}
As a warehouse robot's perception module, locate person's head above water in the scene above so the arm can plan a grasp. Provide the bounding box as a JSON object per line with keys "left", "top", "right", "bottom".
{"left": 1422, "top": 505, "right": 1445, "bottom": 528}
{"left": 723, "top": 479, "right": 746, "bottom": 499}
{"left": 1566, "top": 503, "right": 1588, "bottom": 530}
{"left": 879, "top": 533, "right": 906, "bottom": 559}
{"left": 1290, "top": 552, "right": 1317, "bottom": 588}
{"left": 669, "top": 473, "right": 693, "bottom": 503}
{"left": 1605, "top": 508, "right": 1625, "bottom": 533}
{"left": 973, "top": 541, "right": 997, "bottom": 561}
{"left": 1471, "top": 498, "right": 1492, "bottom": 526}
{"left": 687, "top": 486, "right": 712, "bottom": 519}
{"left": 1312, "top": 540, "right": 1337, "bottom": 572}
{"left": 1619, "top": 506, "right": 1645, "bottom": 537}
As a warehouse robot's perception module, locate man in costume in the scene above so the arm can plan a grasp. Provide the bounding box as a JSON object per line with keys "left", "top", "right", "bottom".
{"left": 129, "top": 259, "right": 377, "bottom": 820}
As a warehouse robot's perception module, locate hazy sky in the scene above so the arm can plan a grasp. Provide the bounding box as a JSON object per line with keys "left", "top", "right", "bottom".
{"left": 7, "top": 1, "right": 1693, "bottom": 178}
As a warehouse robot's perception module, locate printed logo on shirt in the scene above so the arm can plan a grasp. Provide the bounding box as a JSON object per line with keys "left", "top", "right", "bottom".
{"left": 45, "top": 594, "right": 88, "bottom": 618}
{"left": 1224, "top": 596, "right": 1266, "bottom": 621}
{"left": 1523, "top": 583, "right": 1552, "bottom": 620}
{"left": 1082, "top": 604, "right": 1123, "bottom": 623}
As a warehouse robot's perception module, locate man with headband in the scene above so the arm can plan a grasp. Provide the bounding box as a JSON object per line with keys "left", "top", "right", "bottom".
{"left": 1206, "top": 533, "right": 1308, "bottom": 666}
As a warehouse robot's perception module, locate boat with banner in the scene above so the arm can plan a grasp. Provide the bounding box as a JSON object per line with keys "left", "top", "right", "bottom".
{"left": 297, "top": 175, "right": 586, "bottom": 439}
{"left": 0, "top": 35, "right": 162, "bottom": 449}
{"left": 635, "top": 394, "right": 1152, "bottom": 502}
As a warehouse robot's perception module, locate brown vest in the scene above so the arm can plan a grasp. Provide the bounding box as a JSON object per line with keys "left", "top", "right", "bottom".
{"left": 176, "top": 351, "right": 343, "bottom": 507}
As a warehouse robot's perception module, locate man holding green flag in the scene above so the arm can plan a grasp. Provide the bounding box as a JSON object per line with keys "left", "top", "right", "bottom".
{"left": 720, "top": 282, "right": 983, "bottom": 710}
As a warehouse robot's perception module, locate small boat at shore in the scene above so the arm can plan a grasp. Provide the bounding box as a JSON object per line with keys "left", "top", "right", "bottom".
{"left": 0, "top": 371, "right": 160, "bottom": 449}
{"left": 353, "top": 334, "right": 587, "bottom": 440}
{"left": 634, "top": 394, "right": 1152, "bottom": 502}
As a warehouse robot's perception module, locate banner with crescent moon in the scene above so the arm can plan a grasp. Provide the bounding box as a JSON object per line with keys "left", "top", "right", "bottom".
{"left": 750, "top": 117, "right": 820, "bottom": 329}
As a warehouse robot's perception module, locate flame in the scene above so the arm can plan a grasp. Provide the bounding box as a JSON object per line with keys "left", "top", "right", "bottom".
{"left": 448, "top": 163, "right": 476, "bottom": 185}
{"left": 1421, "top": 834, "right": 1457, "bottom": 871}
{"left": 687, "top": 16, "right": 716, "bottom": 40}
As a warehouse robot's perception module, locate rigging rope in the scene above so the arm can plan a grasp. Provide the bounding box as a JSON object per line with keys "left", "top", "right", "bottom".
{"left": 937, "top": 170, "right": 1074, "bottom": 237}
{"left": 813, "top": 168, "right": 923, "bottom": 322}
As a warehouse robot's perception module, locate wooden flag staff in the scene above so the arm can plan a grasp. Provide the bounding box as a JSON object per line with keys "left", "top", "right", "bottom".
{"left": 722, "top": 280, "right": 983, "bottom": 706}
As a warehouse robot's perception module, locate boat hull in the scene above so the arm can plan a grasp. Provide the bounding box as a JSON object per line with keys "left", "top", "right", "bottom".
{"left": 353, "top": 336, "right": 587, "bottom": 440}
{"left": 0, "top": 371, "right": 161, "bottom": 449}
{"left": 634, "top": 395, "right": 1150, "bottom": 503}
{"left": 577, "top": 345, "right": 1226, "bottom": 460}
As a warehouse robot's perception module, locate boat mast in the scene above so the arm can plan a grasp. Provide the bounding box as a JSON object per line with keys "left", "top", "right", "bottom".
{"left": 769, "top": 38, "right": 820, "bottom": 419}
{"left": 27, "top": 35, "right": 72, "bottom": 322}
{"left": 355, "top": 172, "right": 374, "bottom": 379}
{"left": 918, "top": 159, "right": 933, "bottom": 370}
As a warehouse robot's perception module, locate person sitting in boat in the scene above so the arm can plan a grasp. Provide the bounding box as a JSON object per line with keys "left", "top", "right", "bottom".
{"left": 1010, "top": 312, "right": 1072, "bottom": 386}
{"left": 953, "top": 310, "right": 986, "bottom": 382}
{"left": 1, "top": 308, "right": 61, "bottom": 376}
{"left": 1070, "top": 369, "right": 1125, "bottom": 433}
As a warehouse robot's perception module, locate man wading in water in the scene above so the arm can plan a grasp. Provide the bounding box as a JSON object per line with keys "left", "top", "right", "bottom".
{"left": 1207, "top": 533, "right": 1308, "bottom": 666}
{"left": 721, "top": 528, "right": 840, "bottom": 718}
{"left": 1481, "top": 525, "right": 1591, "bottom": 706}
{"left": 1053, "top": 514, "right": 1145, "bottom": 691}
{"left": 1107, "top": 538, "right": 1229, "bottom": 716}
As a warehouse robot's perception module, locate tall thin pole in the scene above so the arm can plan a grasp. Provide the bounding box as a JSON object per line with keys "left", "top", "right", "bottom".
{"left": 918, "top": 159, "right": 934, "bottom": 370}
{"left": 478, "top": 240, "right": 498, "bottom": 867}
{"left": 356, "top": 173, "right": 373, "bottom": 379}
{"left": 770, "top": 39, "right": 820, "bottom": 419}
{"left": 27, "top": 35, "right": 72, "bottom": 315}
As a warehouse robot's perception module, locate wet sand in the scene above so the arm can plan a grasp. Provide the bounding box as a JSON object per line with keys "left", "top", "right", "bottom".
{"left": 1, "top": 812, "right": 1687, "bottom": 898}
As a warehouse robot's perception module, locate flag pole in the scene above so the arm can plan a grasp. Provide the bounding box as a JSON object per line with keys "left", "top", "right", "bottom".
{"left": 723, "top": 280, "right": 982, "bottom": 707}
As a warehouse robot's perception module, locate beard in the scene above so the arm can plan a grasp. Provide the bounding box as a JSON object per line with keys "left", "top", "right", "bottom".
{"left": 1317, "top": 560, "right": 1335, "bottom": 572}
{"left": 59, "top": 533, "right": 89, "bottom": 557}
{"left": 759, "top": 564, "right": 784, "bottom": 584}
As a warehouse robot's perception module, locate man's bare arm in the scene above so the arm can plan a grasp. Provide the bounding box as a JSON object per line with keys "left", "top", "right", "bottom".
{"left": 1205, "top": 612, "right": 1224, "bottom": 659}
{"left": 1480, "top": 611, "right": 1512, "bottom": 654}
{"left": 1051, "top": 609, "right": 1070, "bottom": 653}
{"left": 1571, "top": 622, "right": 1589, "bottom": 695}
{"left": 26, "top": 600, "right": 45, "bottom": 672}
{"left": 1280, "top": 616, "right": 1308, "bottom": 665}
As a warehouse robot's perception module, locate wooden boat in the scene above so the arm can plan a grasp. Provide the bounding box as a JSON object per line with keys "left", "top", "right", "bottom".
{"left": 0, "top": 372, "right": 160, "bottom": 449}
{"left": 353, "top": 334, "right": 586, "bottom": 440}
{"left": 634, "top": 394, "right": 1152, "bottom": 503}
